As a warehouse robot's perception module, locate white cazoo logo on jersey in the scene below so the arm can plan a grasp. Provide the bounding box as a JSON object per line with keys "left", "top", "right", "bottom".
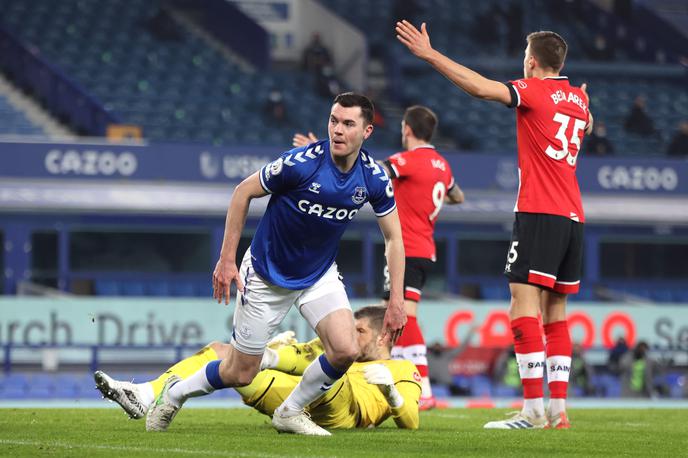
{"left": 297, "top": 200, "right": 358, "bottom": 220}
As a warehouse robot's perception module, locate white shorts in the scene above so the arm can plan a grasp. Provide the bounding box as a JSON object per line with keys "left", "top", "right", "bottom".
{"left": 231, "top": 249, "right": 351, "bottom": 355}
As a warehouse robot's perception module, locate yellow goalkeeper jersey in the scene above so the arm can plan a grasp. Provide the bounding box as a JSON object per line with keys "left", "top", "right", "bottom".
{"left": 240, "top": 344, "right": 422, "bottom": 429}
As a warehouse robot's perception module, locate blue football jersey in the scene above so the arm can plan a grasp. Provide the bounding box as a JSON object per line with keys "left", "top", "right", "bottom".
{"left": 251, "top": 140, "right": 395, "bottom": 290}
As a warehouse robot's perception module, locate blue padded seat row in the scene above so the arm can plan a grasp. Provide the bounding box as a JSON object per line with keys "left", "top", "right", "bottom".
{"left": 94, "top": 279, "right": 211, "bottom": 297}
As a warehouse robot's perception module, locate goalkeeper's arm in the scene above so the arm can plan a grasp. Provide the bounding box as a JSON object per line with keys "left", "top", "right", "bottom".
{"left": 363, "top": 364, "right": 420, "bottom": 430}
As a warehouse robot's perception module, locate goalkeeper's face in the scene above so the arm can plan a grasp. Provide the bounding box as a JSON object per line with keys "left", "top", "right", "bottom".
{"left": 355, "top": 318, "right": 386, "bottom": 362}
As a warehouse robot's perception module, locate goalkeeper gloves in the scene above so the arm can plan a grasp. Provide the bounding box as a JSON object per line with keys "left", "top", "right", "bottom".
{"left": 261, "top": 330, "right": 297, "bottom": 371}
{"left": 267, "top": 330, "right": 297, "bottom": 349}
{"left": 363, "top": 363, "right": 404, "bottom": 408}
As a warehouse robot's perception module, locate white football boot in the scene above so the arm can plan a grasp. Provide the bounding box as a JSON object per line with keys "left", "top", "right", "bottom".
{"left": 145, "top": 375, "right": 182, "bottom": 432}
{"left": 94, "top": 370, "right": 148, "bottom": 419}
{"left": 483, "top": 411, "right": 548, "bottom": 429}
{"left": 272, "top": 406, "right": 331, "bottom": 436}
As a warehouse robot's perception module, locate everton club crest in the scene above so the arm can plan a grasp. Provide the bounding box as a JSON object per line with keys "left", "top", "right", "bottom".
{"left": 351, "top": 186, "right": 367, "bottom": 204}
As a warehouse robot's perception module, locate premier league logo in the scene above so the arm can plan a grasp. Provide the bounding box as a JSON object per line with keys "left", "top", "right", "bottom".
{"left": 264, "top": 157, "right": 283, "bottom": 182}
{"left": 351, "top": 186, "right": 367, "bottom": 204}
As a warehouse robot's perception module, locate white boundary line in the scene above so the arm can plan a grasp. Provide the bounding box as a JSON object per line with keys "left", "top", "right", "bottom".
{"left": 0, "top": 439, "right": 288, "bottom": 457}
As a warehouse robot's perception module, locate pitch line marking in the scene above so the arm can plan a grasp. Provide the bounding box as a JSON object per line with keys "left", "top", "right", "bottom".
{"left": 0, "top": 439, "right": 327, "bottom": 458}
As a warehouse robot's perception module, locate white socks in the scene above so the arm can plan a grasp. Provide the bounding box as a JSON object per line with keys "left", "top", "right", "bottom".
{"left": 135, "top": 382, "right": 155, "bottom": 407}
{"left": 523, "top": 398, "right": 545, "bottom": 418}
{"left": 278, "top": 354, "right": 344, "bottom": 417}
{"left": 420, "top": 377, "right": 433, "bottom": 399}
{"left": 167, "top": 364, "right": 217, "bottom": 407}
{"left": 548, "top": 398, "right": 566, "bottom": 417}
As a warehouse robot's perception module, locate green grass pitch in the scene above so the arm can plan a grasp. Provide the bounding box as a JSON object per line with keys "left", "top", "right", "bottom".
{"left": 1, "top": 408, "right": 686, "bottom": 457}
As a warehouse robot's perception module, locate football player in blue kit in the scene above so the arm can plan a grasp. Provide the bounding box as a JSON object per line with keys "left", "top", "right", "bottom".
{"left": 146, "top": 93, "right": 407, "bottom": 436}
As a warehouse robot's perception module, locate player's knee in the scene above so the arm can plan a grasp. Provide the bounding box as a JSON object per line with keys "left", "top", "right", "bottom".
{"left": 328, "top": 345, "right": 358, "bottom": 368}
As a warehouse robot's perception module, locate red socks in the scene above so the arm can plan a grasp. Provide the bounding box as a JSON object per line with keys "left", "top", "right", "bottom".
{"left": 393, "top": 316, "right": 428, "bottom": 374}
{"left": 544, "top": 320, "right": 572, "bottom": 399}
{"left": 511, "top": 316, "right": 545, "bottom": 399}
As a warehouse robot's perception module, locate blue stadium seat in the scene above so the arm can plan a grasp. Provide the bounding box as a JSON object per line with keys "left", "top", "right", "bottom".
{"left": 28, "top": 373, "right": 55, "bottom": 399}
{"left": 663, "top": 373, "right": 685, "bottom": 399}
{"left": 170, "top": 281, "right": 196, "bottom": 297}
{"left": 493, "top": 384, "right": 519, "bottom": 397}
{"left": 451, "top": 375, "right": 471, "bottom": 393}
{"left": 671, "top": 289, "right": 688, "bottom": 302}
{"left": 76, "top": 373, "right": 102, "bottom": 399}
{"left": 650, "top": 289, "right": 674, "bottom": 303}
{"left": 595, "top": 374, "right": 622, "bottom": 398}
{"left": 481, "top": 285, "right": 510, "bottom": 301}
{"left": 94, "top": 280, "right": 120, "bottom": 296}
{"left": 120, "top": 281, "right": 146, "bottom": 296}
{"left": 469, "top": 375, "right": 493, "bottom": 397}
{"left": 54, "top": 374, "right": 81, "bottom": 398}
{"left": 430, "top": 384, "right": 451, "bottom": 398}
{"left": 147, "top": 281, "right": 171, "bottom": 297}
{"left": 0, "top": 373, "right": 29, "bottom": 399}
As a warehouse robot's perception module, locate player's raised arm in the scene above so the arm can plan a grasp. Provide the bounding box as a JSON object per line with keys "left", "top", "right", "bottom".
{"left": 396, "top": 20, "right": 512, "bottom": 105}
{"left": 376, "top": 208, "right": 407, "bottom": 343}
{"left": 213, "top": 172, "right": 268, "bottom": 304}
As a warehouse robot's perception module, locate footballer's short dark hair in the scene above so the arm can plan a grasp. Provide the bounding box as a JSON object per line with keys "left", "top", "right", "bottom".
{"left": 403, "top": 105, "right": 438, "bottom": 142}
{"left": 333, "top": 92, "right": 375, "bottom": 125}
{"left": 527, "top": 31, "right": 568, "bottom": 72}
{"left": 354, "top": 306, "right": 386, "bottom": 332}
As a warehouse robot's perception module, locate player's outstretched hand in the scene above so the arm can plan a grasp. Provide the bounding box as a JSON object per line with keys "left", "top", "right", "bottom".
{"left": 212, "top": 258, "right": 243, "bottom": 305}
{"left": 396, "top": 20, "right": 433, "bottom": 61}
{"left": 267, "top": 330, "right": 297, "bottom": 349}
{"left": 381, "top": 299, "right": 407, "bottom": 345}
{"left": 292, "top": 132, "right": 319, "bottom": 148}
{"left": 363, "top": 364, "right": 404, "bottom": 408}
{"left": 363, "top": 363, "right": 394, "bottom": 386}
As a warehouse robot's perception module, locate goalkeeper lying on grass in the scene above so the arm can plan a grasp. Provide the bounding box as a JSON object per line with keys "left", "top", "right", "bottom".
{"left": 95, "top": 305, "right": 421, "bottom": 431}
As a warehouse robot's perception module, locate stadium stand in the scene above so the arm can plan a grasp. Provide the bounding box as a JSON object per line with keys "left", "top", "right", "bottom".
{"left": 321, "top": 0, "right": 688, "bottom": 153}
{"left": 0, "top": 0, "right": 332, "bottom": 146}
{"left": 0, "top": 93, "right": 45, "bottom": 136}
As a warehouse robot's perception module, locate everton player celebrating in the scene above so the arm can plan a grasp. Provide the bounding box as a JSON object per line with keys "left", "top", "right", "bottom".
{"left": 145, "top": 93, "right": 407, "bottom": 436}
{"left": 293, "top": 106, "right": 464, "bottom": 409}
{"left": 397, "top": 21, "right": 593, "bottom": 429}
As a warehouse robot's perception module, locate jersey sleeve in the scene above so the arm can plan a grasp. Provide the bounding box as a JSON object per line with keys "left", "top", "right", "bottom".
{"left": 505, "top": 78, "right": 539, "bottom": 109}
{"left": 388, "top": 362, "right": 421, "bottom": 429}
{"left": 384, "top": 152, "right": 410, "bottom": 179}
{"left": 368, "top": 167, "right": 396, "bottom": 217}
{"left": 258, "top": 149, "right": 303, "bottom": 194}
